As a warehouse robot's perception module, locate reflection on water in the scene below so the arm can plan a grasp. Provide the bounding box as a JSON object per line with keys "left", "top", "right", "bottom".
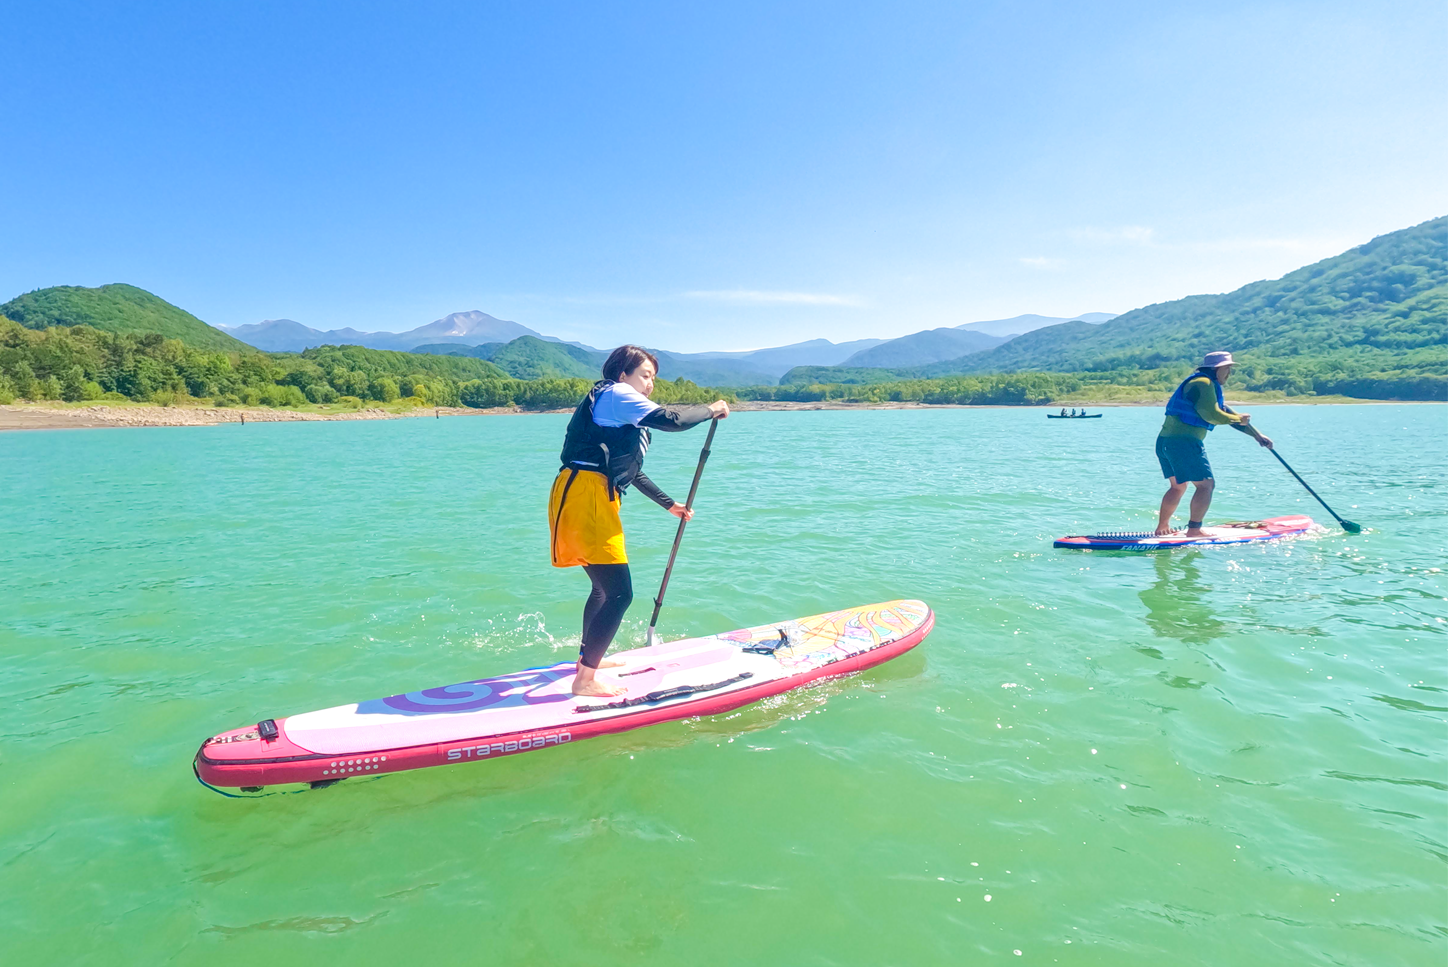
{"left": 1138, "top": 551, "right": 1228, "bottom": 643}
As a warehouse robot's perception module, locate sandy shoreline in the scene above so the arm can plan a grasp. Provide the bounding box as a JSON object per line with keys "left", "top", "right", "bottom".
{"left": 0, "top": 396, "right": 1430, "bottom": 432}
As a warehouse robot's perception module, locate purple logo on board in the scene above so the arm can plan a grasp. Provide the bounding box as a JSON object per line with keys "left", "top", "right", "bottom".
{"left": 382, "top": 667, "right": 572, "bottom": 714}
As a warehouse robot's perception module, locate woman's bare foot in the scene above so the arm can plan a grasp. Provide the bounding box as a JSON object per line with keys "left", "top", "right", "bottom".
{"left": 572, "top": 677, "right": 626, "bottom": 697}
{"left": 571, "top": 663, "right": 626, "bottom": 697}
{"left": 598, "top": 657, "right": 626, "bottom": 668}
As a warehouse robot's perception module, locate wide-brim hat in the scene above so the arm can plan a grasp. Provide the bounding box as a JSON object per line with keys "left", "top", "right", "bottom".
{"left": 1202, "top": 351, "right": 1234, "bottom": 368}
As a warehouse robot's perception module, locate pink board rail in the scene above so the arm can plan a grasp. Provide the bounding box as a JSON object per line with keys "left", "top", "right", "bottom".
{"left": 1053, "top": 514, "right": 1314, "bottom": 551}
{"left": 195, "top": 600, "right": 934, "bottom": 791}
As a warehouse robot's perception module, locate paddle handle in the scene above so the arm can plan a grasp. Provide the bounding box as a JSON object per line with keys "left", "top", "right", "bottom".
{"left": 648, "top": 418, "right": 719, "bottom": 633}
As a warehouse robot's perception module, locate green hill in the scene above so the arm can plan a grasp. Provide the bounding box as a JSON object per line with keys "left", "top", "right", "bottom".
{"left": 290, "top": 345, "right": 508, "bottom": 381}
{"left": 934, "top": 216, "right": 1447, "bottom": 378}
{"left": 785, "top": 216, "right": 1446, "bottom": 397}
{"left": 412, "top": 342, "right": 506, "bottom": 359}
{"left": 0, "top": 284, "right": 250, "bottom": 352}
{"left": 480, "top": 336, "right": 602, "bottom": 380}
{"left": 415, "top": 336, "right": 604, "bottom": 380}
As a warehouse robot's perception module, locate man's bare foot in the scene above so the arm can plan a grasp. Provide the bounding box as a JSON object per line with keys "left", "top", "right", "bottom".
{"left": 1185, "top": 527, "right": 1207, "bottom": 538}
{"left": 1154, "top": 524, "right": 1177, "bottom": 536}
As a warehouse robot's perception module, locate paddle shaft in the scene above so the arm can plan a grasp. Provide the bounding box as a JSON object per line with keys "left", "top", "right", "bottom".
{"left": 648, "top": 418, "right": 719, "bottom": 633}
{"left": 1233, "top": 424, "right": 1358, "bottom": 531}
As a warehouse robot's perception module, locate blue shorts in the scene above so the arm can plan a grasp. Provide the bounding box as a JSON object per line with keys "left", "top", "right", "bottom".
{"left": 1156, "top": 435, "right": 1212, "bottom": 483}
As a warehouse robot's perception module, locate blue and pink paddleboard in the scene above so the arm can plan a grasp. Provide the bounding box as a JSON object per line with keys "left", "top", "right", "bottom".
{"left": 1054, "top": 514, "right": 1314, "bottom": 551}
{"left": 195, "top": 600, "right": 933, "bottom": 792}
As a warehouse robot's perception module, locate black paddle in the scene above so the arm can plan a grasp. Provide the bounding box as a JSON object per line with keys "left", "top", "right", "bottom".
{"left": 646, "top": 417, "right": 720, "bottom": 647}
{"left": 1234, "top": 424, "right": 1361, "bottom": 533}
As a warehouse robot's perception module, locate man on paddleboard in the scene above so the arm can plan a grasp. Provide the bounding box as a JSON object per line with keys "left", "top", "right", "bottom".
{"left": 1155, "top": 351, "right": 1273, "bottom": 537}
{"left": 550, "top": 345, "right": 730, "bottom": 697}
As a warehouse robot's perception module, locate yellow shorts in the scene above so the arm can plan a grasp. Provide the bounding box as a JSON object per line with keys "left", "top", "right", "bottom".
{"left": 548, "top": 468, "right": 627, "bottom": 567}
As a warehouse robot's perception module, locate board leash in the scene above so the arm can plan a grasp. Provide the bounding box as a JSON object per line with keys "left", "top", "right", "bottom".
{"left": 575, "top": 670, "right": 752, "bottom": 713}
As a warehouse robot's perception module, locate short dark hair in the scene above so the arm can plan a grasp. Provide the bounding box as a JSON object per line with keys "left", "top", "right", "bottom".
{"left": 602, "top": 345, "right": 659, "bottom": 382}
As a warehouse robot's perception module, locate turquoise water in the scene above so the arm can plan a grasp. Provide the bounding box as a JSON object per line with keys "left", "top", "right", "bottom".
{"left": 1, "top": 405, "right": 1443, "bottom": 966}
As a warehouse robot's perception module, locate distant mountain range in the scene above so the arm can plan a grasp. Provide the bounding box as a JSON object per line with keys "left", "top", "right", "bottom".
{"left": 0, "top": 287, "right": 1118, "bottom": 386}
{"left": 842, "top": 328, "right": 1007, "bottom": 368}
{"left": 414, "top": 335, "right": 890, "bottom": 386}
{"left": 216, "top": 310, "right": 1114, "bottom": 385}
{"left": 9, "top": 213, "right": 1439, "bottom": 399}
{"left": 218, "top": 311, "right": 536, "bottom": 353}
{"left": 957, "top": 312, "right": 1118, "bottom": 338}
{"left": 836, "top": 313, "right": 1117, "bottom": 368}
{"left": 216, "top": 314, "right": 884, "bottom": 384}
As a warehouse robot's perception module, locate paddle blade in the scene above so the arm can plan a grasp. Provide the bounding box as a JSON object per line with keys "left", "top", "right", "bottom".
{"left": 646, "top": 626, "right": 661, "bottom": 648}
{"left": 1340, "top": 520, "right": 1362, "bottom": 533}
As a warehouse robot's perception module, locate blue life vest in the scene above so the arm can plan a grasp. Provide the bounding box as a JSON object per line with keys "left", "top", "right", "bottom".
{"left": 1164, "top": 371, "right": 1225, "bottom": 430}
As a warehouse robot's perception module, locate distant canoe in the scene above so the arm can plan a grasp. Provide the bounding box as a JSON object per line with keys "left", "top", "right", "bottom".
{"left": 1047, "top": 414, "right": 1103, "bottom": 419}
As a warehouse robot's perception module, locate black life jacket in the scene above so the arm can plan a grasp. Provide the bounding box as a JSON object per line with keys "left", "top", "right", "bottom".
{"left": 558, "top": 380, "right": 652, "bottom": 498}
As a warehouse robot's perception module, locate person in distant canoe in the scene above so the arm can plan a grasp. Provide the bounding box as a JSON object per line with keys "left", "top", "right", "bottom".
{"left": 1060, "top": 407, "right": 1068, "bottom": 417}
{"left": 1155, "top": 351, "right": 1273, "bottom": 536}
{"left": 550, "top": 345, "right": 730, "bottom": 697}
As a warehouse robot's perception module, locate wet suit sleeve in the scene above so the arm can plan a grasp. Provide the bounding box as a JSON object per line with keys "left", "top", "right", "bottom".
{"left": 1215, "top": 396, "right": 1267, "bottom": 441}
{"left": 631, "top": 404, "right": 713, "bottom": 508}
{"left": 1186, "top": 378, "right": 1243, "bottom": 426}
{"left": 631, "top": 471, "right": 675, "bottom": 509}
{"left": 639, "top": 403, "right": 714, "bottom": 432}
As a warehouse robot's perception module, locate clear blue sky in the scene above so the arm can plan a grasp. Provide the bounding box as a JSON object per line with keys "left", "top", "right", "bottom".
{"left": 3, "top": 1, "right": 1443, "bottom": 352}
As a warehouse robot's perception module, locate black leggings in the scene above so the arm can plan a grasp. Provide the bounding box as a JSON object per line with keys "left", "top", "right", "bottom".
{"left": 580, "top": 563, "right": 633, "bottom": 668}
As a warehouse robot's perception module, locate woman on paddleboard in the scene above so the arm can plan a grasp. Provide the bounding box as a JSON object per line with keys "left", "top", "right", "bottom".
{"left": 1154, "top": 351, "right": 1273, "bottom": 536}
{"left": 550, "top": 345, "right": 730, "bottom": 697}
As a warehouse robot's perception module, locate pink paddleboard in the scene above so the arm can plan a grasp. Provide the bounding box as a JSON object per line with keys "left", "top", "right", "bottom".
{"left": 195, "top": 600, "right": 934, "bottom": 792}
{"left": 1054, "top": 514, "right": 1315, "bottom": 550}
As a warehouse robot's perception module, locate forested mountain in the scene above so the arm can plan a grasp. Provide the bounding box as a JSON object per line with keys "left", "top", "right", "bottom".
{"left": 784, "top": 217, "right": 1446, "bottom": 397}
{"left": 431, "top": 336, "right": 601, "bottom": 380}
{"left": 1, "top": 284, "right": 249, "bottom": 352}
{"left": 936, "top": 216, "right": 1447, "bottom": 378}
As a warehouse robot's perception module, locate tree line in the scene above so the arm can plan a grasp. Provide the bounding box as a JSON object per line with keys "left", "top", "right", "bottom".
{"left": 3, "top": 317, "right": 1439, "bottom": 410}
{"left": 0, "top": 319, "right": 724, "bottom": 409}
{"left": 772, "top": 358, "right": 1445, "bottom": 402}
